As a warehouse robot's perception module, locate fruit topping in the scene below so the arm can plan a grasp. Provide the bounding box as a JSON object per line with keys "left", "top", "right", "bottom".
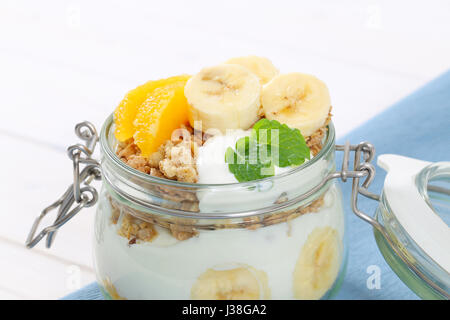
{"left": 133, "top": 78, "right": 191, "bottom": 157}
{"left": 184, "top": 64, "right": 261, "bottom": 134}
{"left": 261, "top": 73, "right": 331, "bottom": 137}
{"left": 225, "top": 56, "right": 279, "bottom": 85}
{"left": 113, "top": 58, "right": 333, "bottom": 184}
{"left": 114, "top": 75, "right": 190, "bottom": 142}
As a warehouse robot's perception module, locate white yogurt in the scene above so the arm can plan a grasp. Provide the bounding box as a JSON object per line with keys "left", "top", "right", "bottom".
{"left": 196, "top": 130, "right": 293, "bottom": 185}
{"left": 197, "top": 129, "right": 250, "bottom": 184}
{"left": 196, "top": 130, "right": 312, "bottom": 213}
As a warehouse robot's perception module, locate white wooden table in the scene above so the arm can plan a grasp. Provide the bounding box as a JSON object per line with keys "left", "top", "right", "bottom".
{"left": 1, "top": 0, "right": 449, "bottom": 299}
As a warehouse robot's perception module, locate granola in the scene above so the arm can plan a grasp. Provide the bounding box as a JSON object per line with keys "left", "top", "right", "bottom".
{"left": 111, "top": 120, "right": 331, "bottom": 242}
{"left": 159, "top": 138, "right": 198, "bottom": 183}
{"left": 118, "top": 213, "right": 158, "bottom": 243}
{"left": 306, "top": 110, "right": 332, "bottom": 156}
{"left": 117, "top": 125, "right": 200, "bottom": 183}
{"left": 109, "top": 195, "right": 198, "bottom": 242}
{"left": 109, "top": 191, "right": 326, "bottom": 242}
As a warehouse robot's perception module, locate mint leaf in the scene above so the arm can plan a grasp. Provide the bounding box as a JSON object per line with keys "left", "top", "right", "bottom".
{"left": 253, "top": 119, "right": 310, "bottom": 167}
{"left": 225, "top": 119, "right": 311, "bottom": 182}
{"left": 225, "top": 146, "right": 272, "bottom": 183}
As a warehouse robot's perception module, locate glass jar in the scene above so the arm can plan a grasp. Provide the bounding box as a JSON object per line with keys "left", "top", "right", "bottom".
{"left": 94, "top": 115, "right": 346, "bottom": 300}
{"left": 26, "top": 117, "right": 450, "bottom": 300}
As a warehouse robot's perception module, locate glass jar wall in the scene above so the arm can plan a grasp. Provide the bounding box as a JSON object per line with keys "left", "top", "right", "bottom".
{"left": 93, "top": 115, "right": 347, "bottom": 300}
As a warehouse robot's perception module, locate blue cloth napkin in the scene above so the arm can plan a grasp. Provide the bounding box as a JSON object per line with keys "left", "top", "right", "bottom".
{"left": 63, "top": 70, "right": 450, "bottom": 300}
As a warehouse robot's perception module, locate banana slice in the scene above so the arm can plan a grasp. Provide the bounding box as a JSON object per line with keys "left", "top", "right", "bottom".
{"left": 191, "top": 264, "right": 270, "bottom": 300}
{"left": 293, "top": 227, "right": 341, "bottom": 300}
{"left": 184, "top": 64, "right": 261, "bottom": 133}
{"left": 261, "top": 73, "right": 331, "bottom": 137}
{"left": 225, "top": 56, "right": 279, "bottom": 85}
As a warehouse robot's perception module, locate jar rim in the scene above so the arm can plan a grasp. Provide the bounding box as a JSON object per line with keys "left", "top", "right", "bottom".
{"left": 100, "top": 113, "right": 336, "bottom": 189}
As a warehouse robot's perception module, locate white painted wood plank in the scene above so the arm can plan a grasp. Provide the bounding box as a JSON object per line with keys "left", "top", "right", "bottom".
{"left": 1, "top": 0, "right": 449, "bottom": 79}
{"left": 0, "top": 51, "right": 126, "bottom": 151}
{"left": 0, "top": 135, "right": 96, "bottom": 269}
{"left": 0, "top": 287, "right": 24, "bottom": 300}
{"left": 0, "top": 240, "right": 95, "bottom": 299}
{"left": 0, "top": 0, "right": 448, "bottom": 149}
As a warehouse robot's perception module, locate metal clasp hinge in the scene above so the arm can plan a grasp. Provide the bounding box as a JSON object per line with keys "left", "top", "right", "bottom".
{"left": 336, "top": 141, "right": 381, "bottom": 225}
{"left": 26, "top": 122, "right": 101, "bottom": 249}
{"left": 335, "top": 142, "right": 399, "bottom": 240}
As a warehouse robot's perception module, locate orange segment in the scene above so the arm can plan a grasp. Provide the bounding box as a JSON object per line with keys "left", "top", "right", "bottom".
{"left": 133, "top": 79, "right": 190, "bottom": 157}
{"left": 114, "top": 75, "right": 190, "bottom": 142}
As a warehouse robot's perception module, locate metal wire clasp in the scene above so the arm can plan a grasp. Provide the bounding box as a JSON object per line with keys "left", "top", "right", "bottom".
{"left": 25, "top": 122, "right": 102, "bottom": 249}
{"left": 335, "top": 141, "right": 381, "bottom": 225}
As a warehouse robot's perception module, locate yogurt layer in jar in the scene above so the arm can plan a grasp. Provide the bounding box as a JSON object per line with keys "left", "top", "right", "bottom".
{"left": 94, "top": 119, "right": 345, "bottom": 300}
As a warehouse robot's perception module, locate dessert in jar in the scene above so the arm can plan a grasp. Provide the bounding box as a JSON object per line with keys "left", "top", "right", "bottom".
{"left": 26, "top": 55, "right": 450, "bottom": 300}
{"left": 93, "top": 56, "right": 347, "bottom": 300}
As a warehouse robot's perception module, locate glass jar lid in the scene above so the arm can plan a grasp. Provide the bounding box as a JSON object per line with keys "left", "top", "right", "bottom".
{"left": 377, "top": 154, "right": 450, "bottom": 299}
